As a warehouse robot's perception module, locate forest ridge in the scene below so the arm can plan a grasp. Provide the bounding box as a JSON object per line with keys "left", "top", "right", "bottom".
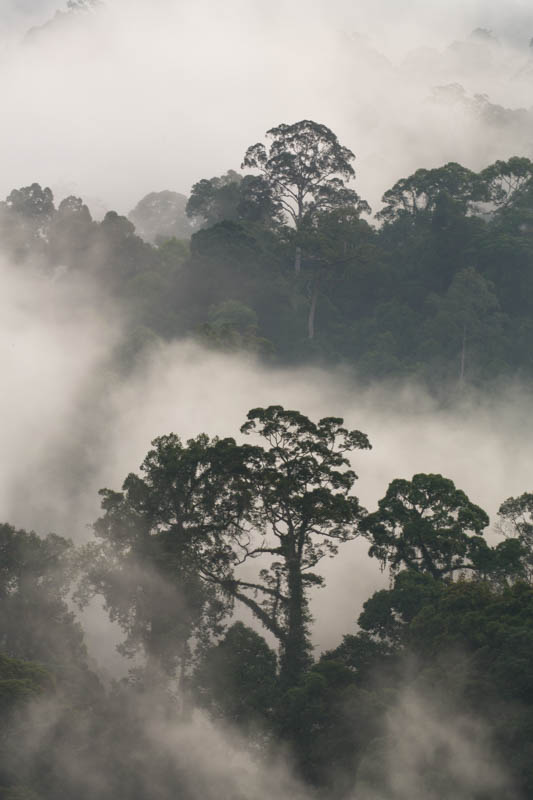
{"left": 2, "top": 403, "right": 533, "bottom": 798}
{"left": 2, "top": 120, "right": 533, "bottom": 798}
{"left": 1, "top": 120, "right": 533, "bottom": 390}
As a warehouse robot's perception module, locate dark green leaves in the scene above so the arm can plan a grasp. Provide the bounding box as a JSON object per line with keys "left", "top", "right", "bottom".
{"left": 89, "top": 406, "right": 370, "bottom": 687}
{"left": 360, "top": 473, "right": 490, "bottom": 579}
{"left": 242, "top": 120, "right": 369, "bottom": 228}
{"left": 377, "top": 163, "right": 483, "bottom": 223}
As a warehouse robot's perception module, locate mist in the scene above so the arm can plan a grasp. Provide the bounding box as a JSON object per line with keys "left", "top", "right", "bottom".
{"left": 2, "top": 2, "right": 533, "bottom": 798}
{"left": 1, "top": 0, "right": 532, "bottom": 214}
{"left": 2, "top": 254, "right": 532, "bottom": 661}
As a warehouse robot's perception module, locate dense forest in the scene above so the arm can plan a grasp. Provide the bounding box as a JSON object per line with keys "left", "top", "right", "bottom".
{"left": 2, "top": 403, "right": 533, "bottom": 799}
{"left": 2, "top": 119, "right": 533, "bottom": 391}
{"left": 2, "top": 118, "right": 533, "bottom": 799}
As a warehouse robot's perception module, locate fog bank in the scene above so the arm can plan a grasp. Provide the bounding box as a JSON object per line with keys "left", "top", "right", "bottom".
{"left": 2, "top": 256, "right": 532, "bottom": 660}
{"left": 0, "top": 0, "right": 532, "bottom": 214}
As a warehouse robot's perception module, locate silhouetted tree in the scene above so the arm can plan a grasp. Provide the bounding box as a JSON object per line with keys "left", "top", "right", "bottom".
{"left": 242, "top": 120, "right": 369, "bottom": 272}
{"left": 360, "top": 473, "right": 490, "bottom": 580}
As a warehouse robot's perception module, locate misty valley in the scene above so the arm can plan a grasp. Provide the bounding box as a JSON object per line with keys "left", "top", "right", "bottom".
{"left": 3, "top": 2, "right": 533, "bottom": 799}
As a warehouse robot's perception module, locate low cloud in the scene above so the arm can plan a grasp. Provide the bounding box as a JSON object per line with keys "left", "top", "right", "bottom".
{"left": 0, "top": 0, "right": 532, "bottom": 214}
{"left": 1, "top": 255, "right": 532, "bottom": 661}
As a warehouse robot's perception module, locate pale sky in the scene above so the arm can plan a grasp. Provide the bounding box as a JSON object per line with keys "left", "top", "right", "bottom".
{"left": 0, "top": 0, "right": 532, "bottom": 213}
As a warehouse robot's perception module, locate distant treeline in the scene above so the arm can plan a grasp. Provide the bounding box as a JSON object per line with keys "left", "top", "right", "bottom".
{"left": 1, "top": 120, "right": 533, "bottom": 390}
{"left": 2, "top": 404, "right": 533, "bottom": 798}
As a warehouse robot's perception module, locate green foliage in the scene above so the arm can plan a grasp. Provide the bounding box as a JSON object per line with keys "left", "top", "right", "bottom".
{"left": 377, "top": 162, "right": 483, "bottom": 223}
{"left": 2, "top": 137, "right": 533, "bottom": 390}
{"left": 198, "top": 300, "right": 274, "bottom": 355}
{"left": 408, "top": 579, "right": 533, "bottom": 792}
{"left": 420, "top": 267, "right": 504, "bottom": 382}
{"left": 0, "top": 523, "right": 86, "bottom": 672}
{"left": 322, "top": 631, "right": 396, "bottom": 682}
{"left": 0, "top": 653, "right": 52, "bottom": 717}
{"left": 193, "top": 622, "right": 278, "bottom": 728}
{"left": 0, "top": 183, "right": 55, "bottom": 264}
{"left": 5, "top": 124, "right": 533, "bottom": 793}
{"left": 186, "top": 170, "right": 243, "bottom": 228}
{"left": 5, "top": 184, "right": 54, "bottom": 219}
{"left": 354, "top": 572, "right": 533, "bottom": 795}
{"left": 480, "top": 156, "right": 533, "bottom": 208}
{"left": 208, "top": 299, "right": 258, "bottom": 330}
{"left": 239, "top": 406, "right": 371, "bottom": 685}
{"left": 278, "top": 659, "right": 379, "bottom": 792}
{"left": 498, "top": 492, "right": 533, "bottom": 581}
{"left": 358, "top": 569, "right": 443, "bottom": 640}
{"left": 242, "top": 120, "right": 369, "bottom": 228}
{"left": 80, "top": 432, "right": 255, "bottom": 675}
{"left": 186, "top": 170, "right": 280, "bottom": 229}
{"left": 88, "top": 406, "right": 370, "bottom": 689}
{"left": 4, "top": 408, "right": 533, "bottom": 795}
{"left": 360, "top": 473, "right": 490, "bottom": 580}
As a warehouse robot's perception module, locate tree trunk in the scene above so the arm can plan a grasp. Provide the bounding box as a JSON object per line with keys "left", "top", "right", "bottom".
{"left": 279, "top": 556, "right": 310, "bottom": 688}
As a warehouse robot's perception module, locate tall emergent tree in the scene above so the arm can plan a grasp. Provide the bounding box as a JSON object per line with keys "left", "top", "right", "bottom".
{"left": 498, "top": 491, "right": 533, "bottom": 582}
{"left": 238, "top": 406, "right": 371, "bottom": 686}
{"left": 88, "top": 407, "right": 370, "bottom": 688}
{"left": 242, "top": 120, "right": 369, "bottom": 272}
